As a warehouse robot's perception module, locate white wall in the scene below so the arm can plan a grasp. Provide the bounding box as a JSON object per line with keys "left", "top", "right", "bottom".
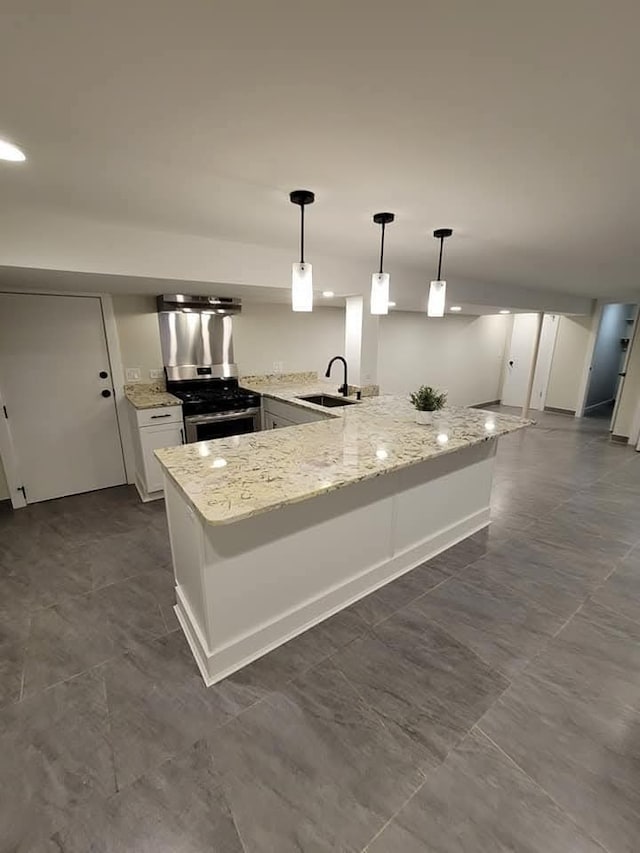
{"left": 377, "top": 313, "right": 511, "bottom": 406}
{"left": 112, "top": 295, "right": 345, "bottom": 383}
{"left": 233, "top": 303, "right": 344, "bottom": 377}
{"left": 585, "top": 303, "right": 634, "bottom": 409}
{"left": 0, "top": 456, "right": 9, "bottom": 501}
{"left": 112, "top": 295, "right": 164, "bottom": 382}
{"left": 545, "top": 315, "right": 593, "bottom": 412}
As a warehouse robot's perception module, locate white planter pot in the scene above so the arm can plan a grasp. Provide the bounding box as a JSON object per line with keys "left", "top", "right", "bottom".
{"left": 415, "top": 410, "right": 435, "bottom": 425}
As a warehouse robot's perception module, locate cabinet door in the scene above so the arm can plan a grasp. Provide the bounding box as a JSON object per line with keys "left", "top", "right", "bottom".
{"left": 140, "top": 423, "right": 183, "bottom": 494}
{"left": 263, "top": 411, "right": 295, "bottom": 430}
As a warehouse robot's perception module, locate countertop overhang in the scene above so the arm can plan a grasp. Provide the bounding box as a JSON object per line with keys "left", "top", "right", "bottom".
{"left": 155, "top": 381, "right": 530, "bottom": 526}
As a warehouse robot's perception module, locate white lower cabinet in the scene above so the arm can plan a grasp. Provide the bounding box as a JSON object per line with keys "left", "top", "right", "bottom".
{"left": 128, "top": 404, "right": 184, "bottom": 500}
{"left": 140, "top": 423, "right": 184, "bottom": 494}
{"left": 262, "top": 398, "right": 329, "bottom": 430}
{"left": 263, "top": 411, "right": 296, "bottom": 430}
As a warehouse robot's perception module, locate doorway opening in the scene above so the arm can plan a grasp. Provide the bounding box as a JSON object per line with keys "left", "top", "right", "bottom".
{"left": 583, "top": 303, "right": 637, "bottom": 428}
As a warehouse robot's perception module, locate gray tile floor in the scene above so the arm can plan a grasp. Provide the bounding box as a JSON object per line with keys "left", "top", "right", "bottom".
{"left": 1, "top": 408, "right": 639, "bottom": 851}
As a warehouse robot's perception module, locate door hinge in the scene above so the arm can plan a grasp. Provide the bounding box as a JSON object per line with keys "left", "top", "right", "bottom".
{"left": 2, "top": 405, "right": 7, "bottom": 419}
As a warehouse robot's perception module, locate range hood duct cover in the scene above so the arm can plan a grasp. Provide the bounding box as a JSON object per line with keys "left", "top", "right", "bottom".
{"left": 156, "top": 294, "right": 242, "bottom": 314}
{"left": 157, "top": 294, "right": 241, "bottom": 381}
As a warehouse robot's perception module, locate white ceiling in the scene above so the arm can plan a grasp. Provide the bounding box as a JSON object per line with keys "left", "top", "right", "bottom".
{"left": 0, "top": 266, "right": 525, "bottom": 316}
{"left": 1, "top": 1, "right": 639, "bottom": 301}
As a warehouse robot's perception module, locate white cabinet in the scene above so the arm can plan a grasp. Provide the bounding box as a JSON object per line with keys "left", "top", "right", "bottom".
{"left": 128, "top": 404, "right": 183, "bottom": 500}
{"left": 263, "top": 411, "right": 296, "bottom": 430}
{"left": 140, "top": 422, "right": 184, "bottom": 494}
{"left": 262, "top": 397, "right": 329, "bottom": 430}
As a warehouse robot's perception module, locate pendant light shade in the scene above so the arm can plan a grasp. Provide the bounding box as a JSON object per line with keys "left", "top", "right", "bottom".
{"left": 292, "top": 262, "right": 313, "bottom": 312}
{"left": 427, "top": 280, "right": 446, "bottom": 317}
{"left": 290, "top": 190, "right": 315, "bottom": 312}
{"left": 371, "top": 272, "right": 390, "bottom": 315}
{"left": 371, "top": 212, "right": 395, "bottom": 315}
{"left": 428, "top": 228, "right": 453, "bottom": 318}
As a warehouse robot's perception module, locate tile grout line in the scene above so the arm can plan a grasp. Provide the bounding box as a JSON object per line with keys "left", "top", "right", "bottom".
{"left": 360, "top": 772, "right": 428, "bottom": 852}
{"left": 100, "top": 665, "right": 120, "bottom": 796}
{"left": 17, "top": 612, "right": 32, "bottom": 703}
{"left": 475, "top": 726, "right": 613, "bottom": 853}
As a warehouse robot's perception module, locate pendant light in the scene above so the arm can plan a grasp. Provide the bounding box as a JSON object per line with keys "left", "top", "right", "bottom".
{"left": 428, "top": 227, "right": 453, "bottom": 317}
{"left": 289, "top": 189, "right": 315, "bottom": 312}
{"left": 370, "top": 212, "right": 395, "bottom": 315}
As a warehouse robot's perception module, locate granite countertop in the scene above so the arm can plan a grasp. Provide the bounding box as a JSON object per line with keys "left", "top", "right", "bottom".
{"left": 124, "top": 384, "right": 182, "bottom": 410}
{"left": 155, "top": 382, "right": 530, "bottom": 526}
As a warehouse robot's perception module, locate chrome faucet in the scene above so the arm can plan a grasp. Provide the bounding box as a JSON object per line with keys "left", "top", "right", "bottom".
{"left": 325, "top": 356, "right": 349, "bottom": 396}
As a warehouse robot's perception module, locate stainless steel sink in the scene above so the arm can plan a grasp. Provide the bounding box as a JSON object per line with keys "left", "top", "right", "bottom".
{"left": 296, "top": 394, "right": 358, "bottom": 408}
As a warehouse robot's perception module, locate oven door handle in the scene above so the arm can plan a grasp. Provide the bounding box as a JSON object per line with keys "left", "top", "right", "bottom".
{"left": 184, "top": 407, "right": 260, "bottom": 425}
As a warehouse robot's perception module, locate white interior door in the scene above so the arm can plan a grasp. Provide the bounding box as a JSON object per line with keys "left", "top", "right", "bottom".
{"left": 0, "top": 293, "right": 126, "bottom": 503}
{"left": 530, "top": 314, "right": 559, "bottom": 410}
{"left": 502, "top": 314, "right": 558, "bottom": 410}
{"left": 501, "top": 314, "right": 539, "bottom": 407}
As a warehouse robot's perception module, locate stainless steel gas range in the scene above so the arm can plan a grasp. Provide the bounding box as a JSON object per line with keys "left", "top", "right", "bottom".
{"left": 157, "top": 294, "right": 260, "bottom": 442}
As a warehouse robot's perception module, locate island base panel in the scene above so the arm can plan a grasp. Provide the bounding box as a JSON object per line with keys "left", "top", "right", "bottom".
{"left": 164, "top": 441, "right": 496, "bottom": 686}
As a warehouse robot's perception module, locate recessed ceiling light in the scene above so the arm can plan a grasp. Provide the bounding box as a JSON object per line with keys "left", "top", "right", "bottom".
{"left": 0, "top": 139, "right": 26, "bottom": 162}
{"left": 387, "top": 301, "right": 396, "bottom": 308}
{"left": 321, "top": 291, "right": 335, "bottom": 298}
{"left": 499, "top": 309, "right": 511, "bottom": 314}
{"left": 450, "top": 306, "right": 462, "bottom": 312}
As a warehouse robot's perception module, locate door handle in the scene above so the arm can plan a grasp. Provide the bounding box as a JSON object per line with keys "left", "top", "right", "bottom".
{"left": 101, "top": 389, "right": 112, "bottom": 398}
{"left": 509, "top": 360, "right": 514, "bottom": 367}
{"left": 99, "top": 370, "right": 109, "bottom": 379}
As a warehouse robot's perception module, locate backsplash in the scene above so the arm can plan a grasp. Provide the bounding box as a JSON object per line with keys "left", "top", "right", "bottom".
{"left": 124, "top": 380, "right": 166, "bottom": 396}
{"left": 240, "top": 371, "right": 318, "bottom": 386}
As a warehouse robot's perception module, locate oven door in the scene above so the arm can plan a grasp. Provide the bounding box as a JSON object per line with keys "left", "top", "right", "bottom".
{"left": 184, "top": 408, "right": 260, "bottom": 443}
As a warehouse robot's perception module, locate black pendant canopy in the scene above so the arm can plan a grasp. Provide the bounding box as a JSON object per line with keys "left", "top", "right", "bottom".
{"left": 433, "top": 227, "right": 454, "bottom": 280}
{"left": 373, "top": 212, "right": 395, "bottom": 274}
{"left": 290, "top": 190, "right": 315, "bottom": 264}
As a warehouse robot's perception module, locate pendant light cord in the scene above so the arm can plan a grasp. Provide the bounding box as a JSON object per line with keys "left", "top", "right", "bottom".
{"left": 437, "top": 236, "right": 444, "bottom": 280}
{"left": 379, "top": 222, "right": 386, "bottom": 274}
{"left": 300, "top": 204, "right": 305, "bottom": 264}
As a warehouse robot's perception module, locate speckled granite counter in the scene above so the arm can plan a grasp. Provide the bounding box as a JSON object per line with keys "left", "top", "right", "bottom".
{"left": 124, "top": 383, "right": 182, "bottom": 410}
{"left": 155, "top": 386, "right": 528, "bottom": 525}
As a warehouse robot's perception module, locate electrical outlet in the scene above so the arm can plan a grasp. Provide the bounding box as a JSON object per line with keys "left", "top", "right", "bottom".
{"left": 273, "top": 361, "right": 284, "bottom": 374}
{"left": 125, "top": 367, "right": 141, "bottom": 382}
{"left": 149, "top": 368, "right": 164, "bottom": 380}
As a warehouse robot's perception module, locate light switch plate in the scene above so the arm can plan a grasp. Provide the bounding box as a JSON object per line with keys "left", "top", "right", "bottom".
{"left": 125, "top": 367, "right": 141, "bottom": 382}
{"left": 149, "top": 368, "right": 164, "bottom": 380}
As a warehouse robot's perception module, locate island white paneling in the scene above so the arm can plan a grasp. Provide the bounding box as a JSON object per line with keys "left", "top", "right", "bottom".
{"left": 164, "top": 441, "right": 496, "bottom": 686}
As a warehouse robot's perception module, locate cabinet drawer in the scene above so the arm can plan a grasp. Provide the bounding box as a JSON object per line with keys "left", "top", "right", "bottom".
{"left": 135, "top": 405, "right": 183, "bottom": 428}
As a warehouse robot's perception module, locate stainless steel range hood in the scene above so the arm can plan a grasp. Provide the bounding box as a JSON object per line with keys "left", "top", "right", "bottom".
{"left": 157, "top": 294, "right": 241, "bottom": 381}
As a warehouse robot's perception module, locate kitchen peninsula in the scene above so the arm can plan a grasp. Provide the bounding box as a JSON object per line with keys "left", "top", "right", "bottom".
{"left": 156, "top": 386, "right": 528, "bottom": 686}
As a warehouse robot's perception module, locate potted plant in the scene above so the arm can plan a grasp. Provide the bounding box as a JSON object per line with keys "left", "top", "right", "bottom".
{"left": 410, "top": 385, "right": 447, "bottom": 424}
